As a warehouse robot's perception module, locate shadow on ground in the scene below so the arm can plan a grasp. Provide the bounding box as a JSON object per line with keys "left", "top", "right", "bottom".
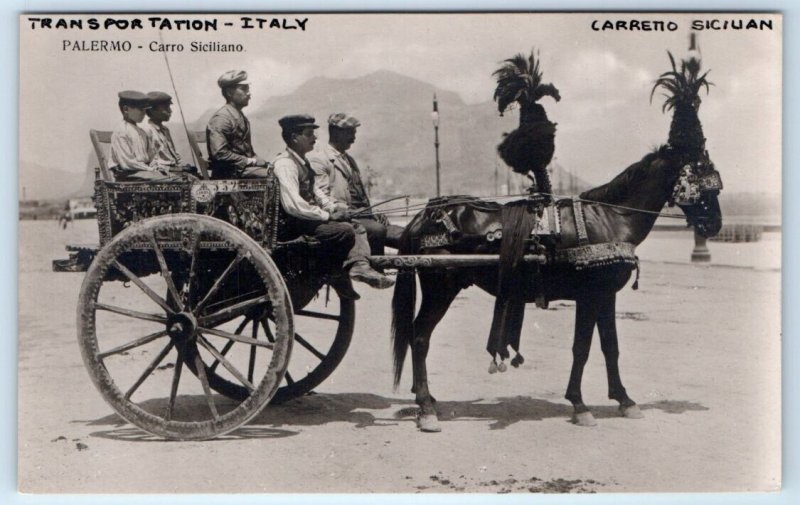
{"left": 78, "top": 393, "right": 708, "bottom": 441}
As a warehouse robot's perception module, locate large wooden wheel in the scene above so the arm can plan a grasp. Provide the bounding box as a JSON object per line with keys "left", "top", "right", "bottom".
{"left": 198, "top": 290, "right": 355, "bottom": 404}
{"left": 77, "top": 214, "right": 293, "bottom": 440}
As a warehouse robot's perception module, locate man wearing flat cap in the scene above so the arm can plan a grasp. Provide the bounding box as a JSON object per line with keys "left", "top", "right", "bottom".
{"left": 272, "top": 114, "right": 394, "bottom": 299}
{"left": 308, "top": 113, "right": 404, "bottom": 254}
{"left": 206, "top": 70, "right": 269, "bottom": 179}
{"left": 141, "top": 92, "right": 197, "bottom": 178}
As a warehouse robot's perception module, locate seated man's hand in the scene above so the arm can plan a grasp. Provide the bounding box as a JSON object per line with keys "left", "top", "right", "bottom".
{"left": 329, "top": 208, "right": 347, "bottom": 221}
{"left": 375, "top": 213, "right": 390, "bottom": 226}
{"left": 329, "top": 208, "right": 349, "bottom": 222}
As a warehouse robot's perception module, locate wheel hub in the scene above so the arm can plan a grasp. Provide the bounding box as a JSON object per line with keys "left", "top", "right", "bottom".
{"left": 166, "top": 312, "right": 198, "bottom": 343}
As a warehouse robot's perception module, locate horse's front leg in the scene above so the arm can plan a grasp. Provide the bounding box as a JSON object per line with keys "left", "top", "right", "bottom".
{"left": 410, "top": 272, "right": 461, "bottom": 432}
{"left": 565, "top": 296, "right": 601, "bottom": 426}
{"left": 597, "top": 292, "right": 643, "bottom": 419}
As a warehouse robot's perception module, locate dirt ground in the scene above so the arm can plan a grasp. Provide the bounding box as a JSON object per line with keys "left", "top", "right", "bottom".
{"left": 18, "top": 220, "right": 780, "bottom": 494}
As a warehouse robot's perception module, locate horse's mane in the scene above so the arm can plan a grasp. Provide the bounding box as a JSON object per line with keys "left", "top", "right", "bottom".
{"left": 579, "top": 145, "right": 673, "bottom": 204}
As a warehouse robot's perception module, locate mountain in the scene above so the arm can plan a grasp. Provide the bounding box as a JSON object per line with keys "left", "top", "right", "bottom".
{"left": 19, "top": 161, "right": 86, "bottom": 201}
{"left": 234, "top": 70, "right": 520, "bottom": 197}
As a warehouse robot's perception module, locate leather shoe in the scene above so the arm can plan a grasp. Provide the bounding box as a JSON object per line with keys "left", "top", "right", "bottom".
{"left": 349, "top": 261, "right": 395, "bottom": 289}
{"left": 330, "top": 277, "right": 360, "bottom": 301}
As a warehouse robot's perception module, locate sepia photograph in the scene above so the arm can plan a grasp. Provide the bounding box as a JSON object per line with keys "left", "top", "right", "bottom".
{"left": 17, "top": 11, "right": 781, "bottom": 495}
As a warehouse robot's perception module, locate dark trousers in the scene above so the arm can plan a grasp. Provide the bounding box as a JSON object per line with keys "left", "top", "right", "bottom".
{"left": 353, "top": 218, "right": 404, "bottom": 253}
{"left": 291, "top": 219, "right": 357, "bottom": 267}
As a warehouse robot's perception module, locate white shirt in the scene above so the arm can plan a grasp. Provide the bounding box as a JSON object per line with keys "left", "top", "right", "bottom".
{"left": 142, "top": 119, "right": 182, "bottom": 168}
{"left": 110, "top": 120, "right": 156, "bottom": 171}
{"left": 272, "top": 148, "right": 330, "bottom": 221}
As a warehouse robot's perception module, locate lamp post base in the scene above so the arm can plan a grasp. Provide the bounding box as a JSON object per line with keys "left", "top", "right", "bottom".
{"left": 691, "top": 230, "right": 711, "bottom": 263}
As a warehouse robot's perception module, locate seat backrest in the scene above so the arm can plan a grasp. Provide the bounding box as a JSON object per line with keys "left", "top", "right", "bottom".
{"left": 89, "top": 129, "right": 113, "bottom": 182}
{"left": 186, "top": 130, "right": 210, "bottom": 180}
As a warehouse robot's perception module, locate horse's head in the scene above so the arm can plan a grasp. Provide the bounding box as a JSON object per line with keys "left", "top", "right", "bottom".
{"left": 669, "top": 151, "right": 723, "bottom": 238}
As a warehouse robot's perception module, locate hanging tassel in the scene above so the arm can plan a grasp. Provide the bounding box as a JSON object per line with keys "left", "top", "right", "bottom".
{"left": 498, "top": 360, "right": 508, "bottom": 373}
{"left": 511, "top": 352, "right": 525, "bottom": 368}
{"left": 632, "top": 260, "right": 640, "bottom": 291}
{"left": 488, "top": 359, "right": 498, "bottom": 374}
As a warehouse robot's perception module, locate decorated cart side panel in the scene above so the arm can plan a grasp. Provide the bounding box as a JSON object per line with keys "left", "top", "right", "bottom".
{"left": 94, "top": 177, "right": 281, "bottom": 250}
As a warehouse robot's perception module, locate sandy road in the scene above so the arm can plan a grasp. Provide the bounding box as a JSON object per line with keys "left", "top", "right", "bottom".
{"left": 18, "top": 221, "right": 780, "bottom": 493}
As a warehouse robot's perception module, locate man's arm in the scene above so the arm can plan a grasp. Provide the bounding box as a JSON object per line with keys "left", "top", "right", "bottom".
{"left": 110, "top": 130, "right": 154, "bottom": 171}
{"left": 206, "top": 113, "right": 255, "bottom": 170}
{"left": 308, "top": 154, "right": 342, "bottom": 212}
{"left": 273, "top": 158, "right": 331, "bottom": 221}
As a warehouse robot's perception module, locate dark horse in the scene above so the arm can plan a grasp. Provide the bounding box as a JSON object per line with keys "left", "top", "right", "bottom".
{"left": 390, "top": 146, "right": 723, "bottom": 431}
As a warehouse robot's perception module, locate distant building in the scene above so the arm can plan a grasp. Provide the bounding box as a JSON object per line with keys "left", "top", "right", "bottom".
{"left": 68, "top": 197, "right": 96, "bottom": 219}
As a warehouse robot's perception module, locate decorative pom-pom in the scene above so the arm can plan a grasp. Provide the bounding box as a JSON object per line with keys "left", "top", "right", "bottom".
{"left": 511, "top": 353, "right": 525, "bottom": 368}
{"left": 488, "top": 361, "right": 498, "bottom": 374}
{"left": 498, "top": 361, "right": 507, "bottom": 373}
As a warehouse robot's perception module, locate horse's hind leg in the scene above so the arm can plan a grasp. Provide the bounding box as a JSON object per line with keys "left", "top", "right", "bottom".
{"left": 565, "top": 296, "right": 601, "bottom": 426}
{"left": 411, "top": 270, "right": 461, "bottom": 432}
{"left": 597, "top": 292, "right": 643, "bottom": 419}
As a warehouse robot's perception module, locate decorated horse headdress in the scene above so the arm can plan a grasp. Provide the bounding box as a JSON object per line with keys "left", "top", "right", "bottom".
{"left": 651, "top": 34, "right": 723, "bottom": 236}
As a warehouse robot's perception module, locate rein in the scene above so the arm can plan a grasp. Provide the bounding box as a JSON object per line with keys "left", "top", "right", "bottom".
{"left": 373, "top": 192, "right": 687, "bottom": 220}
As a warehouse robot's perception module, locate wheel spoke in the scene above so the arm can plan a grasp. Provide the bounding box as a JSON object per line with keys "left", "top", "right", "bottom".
{"left": 260, "top": 319, "right": 293, "bottom": 382}
{"left": 164, "top": 350, "right": 184, "bottom": 421}
{"left": 294, "top": 332, "right": 326, "bottom": 361}
{"left": 94, "top": 302, "right": 167, "bottom": 323}
{"left": 197, "top": 326, "right": 274, "bottom": 349}
{"left": 186, "top": 232, "right": 200, "bottom": 307}
{"left": 192, "top": 349, "right": 219, "bottom": 419}
{"left": 260, "top": 319, "right": 275, "bottom": 342}
{"left": 149, "top": 232, "right": 183, "bottom": 311}
{"left": 248, "top": 319, "right": 259, "bottom": 383}
{"left": 111, "top": 260, "right": 174, "bottom": 314}
{"left": 124, "top": 341, "right": 174, "bottom": 400}
{"left": 197, "top": 336, "right": 255, "bottom": 392}
{"left": 194, "top": 253, "right": 244, "bottom": 313}
{"left": 208, "top": 317, "right": 250, "bottom": 373}
{"left": 197, "top": 295, "right": 269, "bottom": 327}
{"left": 295, "top": 309, "right": 340, "bottom": 322}
{"left": 97, "top": 329, "right": 168, "bottom": 359}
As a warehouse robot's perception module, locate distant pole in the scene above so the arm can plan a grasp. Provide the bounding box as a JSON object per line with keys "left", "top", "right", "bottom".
{"left": 494, "top": 156, "right": 499, "bottom": 196}
{"left": 22, "top": 186, "right": 26, "bottom": 203}
{"left": 432, "top": 93, "right": 441, "bottom": 197}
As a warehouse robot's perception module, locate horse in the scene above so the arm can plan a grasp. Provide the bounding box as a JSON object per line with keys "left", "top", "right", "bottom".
{"left": 390, "top": 145, "right": 723, "bottom": 431}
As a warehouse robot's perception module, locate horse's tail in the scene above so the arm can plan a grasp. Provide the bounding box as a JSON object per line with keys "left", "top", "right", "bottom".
{"left": 391, "top": 269, "right": 416, "bottom": 389}
{"left": 391, "top": 225, "right": 418, "bottom": 390}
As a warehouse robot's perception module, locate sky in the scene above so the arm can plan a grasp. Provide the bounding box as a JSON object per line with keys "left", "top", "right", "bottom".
{"left": 19, "top": 12, "right": 782, "bottom": 194}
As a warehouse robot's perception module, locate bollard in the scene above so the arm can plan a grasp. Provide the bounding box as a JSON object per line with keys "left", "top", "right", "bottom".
{"left": 691, "top": 229, "right": 711, "bottom": 262}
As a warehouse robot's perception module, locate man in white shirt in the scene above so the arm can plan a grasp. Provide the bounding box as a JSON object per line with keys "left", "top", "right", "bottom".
{"left": 110, "top": 90, "right": 181, "bottom": 182}
{"left": 272, "top": 115, "right": 394, "bottom": 299}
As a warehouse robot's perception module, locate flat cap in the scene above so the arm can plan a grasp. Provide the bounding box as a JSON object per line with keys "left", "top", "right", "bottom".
{"left": 117, "top": 90, "right": 149, "bottom": 107}
{"left": 217, "top": 70, "right": 249, "bottom": 88}
{"left": 278, "top": 114, "right": 319, "bottom": 132}
{"left": 328, "top": 112, "right": 361, "bottom": 129}
{"left": 146, "top": 91, "right": 173, "bottom": 105}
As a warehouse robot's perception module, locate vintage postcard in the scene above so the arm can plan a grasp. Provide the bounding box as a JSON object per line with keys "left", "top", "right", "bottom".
{"left": 18, "top": 12, "right": 781, "bottom": 494}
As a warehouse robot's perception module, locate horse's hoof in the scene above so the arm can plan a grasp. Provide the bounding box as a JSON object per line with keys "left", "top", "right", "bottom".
{"left": 572, "top": 411, "right": 597, "bottom": 427}
{"left": 621, "top": 405, "right": 644, "bottom": 419}
{"left": 418, "top": 414, "right": 442, "bottom": 432}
